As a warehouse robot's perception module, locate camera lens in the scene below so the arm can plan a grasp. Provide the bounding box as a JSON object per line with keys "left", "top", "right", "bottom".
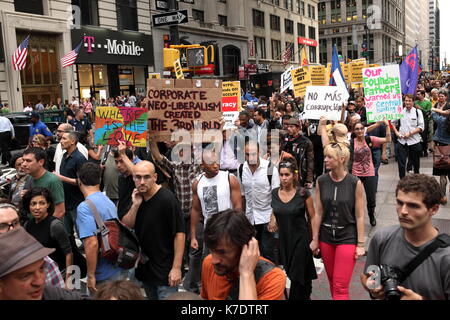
{"left": 384, "top": 279, "right": 401, "bottom": 301}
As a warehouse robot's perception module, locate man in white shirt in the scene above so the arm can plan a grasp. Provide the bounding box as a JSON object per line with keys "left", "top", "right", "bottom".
{"left": 238, "top": 140, "right": 280, "bottom": 262}
{"left": 0, "top": 115, "right": 14, "bottom": 165}
{"left": 53, "top": 123, "right": 88, "bottom": 174}
{"left": 392, "top": 94, "right": 425, "bottom": 179}
{"left": 220, "top": 129, "right": 240, "bottom": 176}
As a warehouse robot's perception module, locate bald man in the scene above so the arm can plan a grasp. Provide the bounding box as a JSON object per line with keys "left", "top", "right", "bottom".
{"left": 122, "top": 161, "right": 185, "bottom": 300}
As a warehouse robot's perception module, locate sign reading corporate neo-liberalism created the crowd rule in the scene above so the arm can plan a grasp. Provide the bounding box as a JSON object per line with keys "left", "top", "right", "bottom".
{"left": 363, "top": 64, "right": 403, "bottom": 122}
{"left": 145, "top": 79, "right": 222, "bottom": 142}
{"left": 94, "top": 107, "right": 148, "bottom": 147}
{"left": 303, "top": 86, "right": 347, "bottom": 121}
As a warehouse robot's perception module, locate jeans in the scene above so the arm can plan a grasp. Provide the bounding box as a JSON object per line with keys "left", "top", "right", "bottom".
{"left": 63, "top": 208, "right": 78, "bottom": 237}
{"left": 357, "top": 176, "right": 377, "bottom": 212}
{"left": 183, "top": 219, "right": 204, "bottom": 293}
{"left": 319, "top": 242, "right": 357, "bottom": 300}
{"left": 143, "top": 282, "right": 178, "bottom": 300}
{"left": 254, "top": 223, "right": 275, "bottom": 263}
{"left": 372, "top": 148, "right": 382, "bottom": 193}
{"left": 397, "top": 142, "right": 422, "bottom": 179}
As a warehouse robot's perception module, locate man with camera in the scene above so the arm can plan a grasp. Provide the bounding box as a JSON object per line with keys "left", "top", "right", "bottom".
{"left": 361, "top": 174, "right": 450, "bottom": 300}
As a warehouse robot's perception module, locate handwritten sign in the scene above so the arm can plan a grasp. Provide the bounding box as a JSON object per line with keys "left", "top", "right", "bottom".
{"left": 144, "top": 79, "right": 222, "bottom": 142}
{"left": 303, "top": 86, "right": 347, "bottom": 121}
{"left": 309, "top": 65, "right": 326, "bottom": 86}
{"left": 349, "top": 60, "right": 366, "bottom": 83}
{"left": 280, "top": 66, "right": 294, "bottom": 93}
{"left": 363, "top": 64, "right": 403, "bottom": 122}
{"left": 290, "top": 66, "right": 311, "bottom": 98}
{"left": 94, "top": 107, "right": 147, "bottom": 147}
{"left": 222, "top": 81, "right": 241, "bottom": 130}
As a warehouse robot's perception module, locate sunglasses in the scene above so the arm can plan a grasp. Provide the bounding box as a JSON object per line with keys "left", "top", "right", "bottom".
{"left": 331, "top": 143, "right": 343, "bottom": 151}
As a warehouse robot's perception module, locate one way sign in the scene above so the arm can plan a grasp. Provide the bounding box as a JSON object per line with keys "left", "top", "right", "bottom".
{"left": 152, "top": 10, "right": 189, "bottom": 27}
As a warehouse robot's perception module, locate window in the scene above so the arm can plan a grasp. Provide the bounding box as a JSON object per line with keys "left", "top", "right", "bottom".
{"left": 218, "top": 15, "right": 228, "bottom": 26}
{"left": 272, "top": 0, "right": 280, "bottom": 5}
{"left": 319, "top": 39, "right": 327, "bottom": 64}
{"left": 270, "top": 15, "right": 280, "bottom": 31}
{"left": 297, "top": 1, "right": 305, "bottom": 15}
{"left": 192, "top": 9, "right": 205, "bottom": 22}
{"left": 218, "top": 0, "right": 227, "bottom": 3}
{"left": 72, "top": 0, "right": 99, "bottom": 26}
{"left": 271, "top": 39, "right": 281, "bottom": 60}
{"left": 284, "top": 0, "right": 293, "bottom": 11}
{"left": 309, "top": 46, "right": 316, "bottom": 63}
{"left": 298, "top": 23, "right": 306, "bottom": 37}
{"left": 116, "top": 0, "right": 138, "bottom": 31}
{"left": 14, "top": 0, "right": 43, "bottom": 15}
{"left": 346, "top": 0, "right": 357, "bottom": 21}
{"left": 254, "top": 36, "right": 266, "bottom": 59}
{"left": 308, "top": 26, "right": 316, "bottom": 40}
{"left": 308, "top": 4, "right": 315, "bottom": 19}
{"left": 285, "top": 19, "right": 294, "bottom": 34}
{"left": 253, "top": 9, "right": 265, "bottom": 28}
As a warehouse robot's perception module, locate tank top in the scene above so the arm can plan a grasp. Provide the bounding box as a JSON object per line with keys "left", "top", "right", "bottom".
{"left": 197, "top": 170, "right": 232, "bottom": 224}
{"left": 318, "top": 173, "right": 359, "bottom": 245}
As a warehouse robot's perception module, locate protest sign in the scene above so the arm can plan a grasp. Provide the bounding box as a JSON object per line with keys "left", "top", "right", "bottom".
{"left": 94, "top": 107, "right": 147, "bottom": 147}
{"left": 349, "top": 60, "right": 366, "bottom": 83}
{"left": 280, "top": 66, "right": 294, "bottom": 93}
{"left": 363, "top": 64, "right": 403, "bottom": 122}
{"left": 309, "top": 65, "right": 326, "bottom": 86}
{"left": 174, "top": 59, "right": 184, "bottom": 79}
{"left": 222, "top": 81, "right": 241, "bottom": 130}
{"left": 303, "top": 86, "right": 347, "bottom": 121}
{"left": 145, "top": 78, "right": 222, "bottom": 142}
{"left": 290, "top": 66, "right": 311, "bottom": 98}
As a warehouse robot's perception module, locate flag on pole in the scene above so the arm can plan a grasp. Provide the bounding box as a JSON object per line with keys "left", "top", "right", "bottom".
{"left": 283, "top": 43, "right": 293, "bottom": 66}
{"left": 400, "top": 46, "right": 420, "bottom": 95}
{"left": 12, "top": 35, "right": 30, "bottom": 70}
{"left": 60, "top": 42, "right": 83, "bottom": 68}
{"left": 329, "top": 44, "right": 349, "bottom": 99}
{"left": 300, "top": 46, "right": 309, "bottom": 66}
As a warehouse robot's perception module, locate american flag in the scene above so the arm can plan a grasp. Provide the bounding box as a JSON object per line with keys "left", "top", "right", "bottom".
{"left": 283, "top": 43, "right": 293, "bottom": 66}
{"left": 12, "top": 35, "right": 30, "bottom": 70}
{"left": 60, "top": 42, "right": 82, "bottom": 68}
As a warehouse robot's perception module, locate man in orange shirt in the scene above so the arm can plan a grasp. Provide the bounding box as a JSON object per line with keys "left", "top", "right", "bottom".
{"left": 200, "top": 209, "right": 286, "bottom": 300}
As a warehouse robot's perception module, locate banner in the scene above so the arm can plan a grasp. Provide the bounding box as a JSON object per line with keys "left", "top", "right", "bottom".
{"left": 363, "top": 64, "right": 403, "bottom": 122}
{"left": 290, "top": 66, "right": 311, "bottom": 98}
{"left": 309, "top": 65, "right": 326, "bottom": 86}
{"left": 349, "top": 59, "right": 366, "bottom": 83}
{"left": 145, "top": 79, "right": 222, "bottom": 142}
{"left": 280, "top": 66, "right": 294, "bottom": 93}
{"left": 222, "top": 81, "right": 241, "bottom": 130}
{"left": 303, "top": 86, "right": 347, "bottom": 121}
{"left": 94, "top": 107, "right": 148, "bottom": 147}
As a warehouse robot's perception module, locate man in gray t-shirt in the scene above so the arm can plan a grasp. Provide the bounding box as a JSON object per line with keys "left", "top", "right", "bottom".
{"left": 361, "top": 174, "right": 450, "bottom": 300}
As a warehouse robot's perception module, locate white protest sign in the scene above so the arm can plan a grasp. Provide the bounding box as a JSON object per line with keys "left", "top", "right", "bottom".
{"left": 303, "top": 86, "right": 347, "bottom": 121}
{"left": 280, "top": 66, "right": 294, "bottom": 93}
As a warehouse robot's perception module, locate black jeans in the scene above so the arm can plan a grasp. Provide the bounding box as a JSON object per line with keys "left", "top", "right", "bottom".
{"left": 357, "top": 176, "right": 377, "bottom": 213}
{"left": 397, "top": 142, "right": 422, "bottom": 179}
{"left": 0, "top": 131, "right": 12, "bottom": 165}
{"left": 254, "top": 223, "right": 275, "bottom": 263}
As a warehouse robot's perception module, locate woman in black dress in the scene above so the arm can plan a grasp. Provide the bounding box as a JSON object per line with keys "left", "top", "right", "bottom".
{"left": 268, "top": 157, "right": 318, "bottom": 300}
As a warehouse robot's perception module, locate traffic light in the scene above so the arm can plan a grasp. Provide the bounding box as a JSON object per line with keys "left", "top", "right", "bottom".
{"left": 163, "top": 48, "right": 180, "bottom": 69}
{"left": 163, "top": 34, "right": 171, "bottom": 48}
{"left": 361, "top": 42, "right": 368, "bottom": 58}
{"left": 186, "top": 47, "right": 207, "bottom": 67}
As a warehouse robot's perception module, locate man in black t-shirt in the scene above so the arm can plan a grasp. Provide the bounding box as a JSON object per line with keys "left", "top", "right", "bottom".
{"left": 121, "top": 161, "right": 185, "bottom": 300}
{"left": 114, "top": 148, "right": 135, "bottom": 219}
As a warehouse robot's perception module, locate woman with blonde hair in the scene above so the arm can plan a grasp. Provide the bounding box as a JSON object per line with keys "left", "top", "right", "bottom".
{"left": 313, "top": 142, "right": 365, "bottom": 300}
{"left": 31, "top": 134, "right": 56, "bottom": 172}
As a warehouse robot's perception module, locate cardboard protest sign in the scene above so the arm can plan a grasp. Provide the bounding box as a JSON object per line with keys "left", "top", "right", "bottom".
{"left": 309, "top": 65, "right": 326, "bottom": 86}
{"left": 363, "top": 64, "right": 403, "bottom": 122}
{"left": 145, "top": 78, "right": 222, "bottom": 142}
{"left": 349, "top": 60, "right": 366, "bottom": 83}
{"left": 303, "top": 86, "right": 347, "bottom": 121}
{"left": 222, "top": 81, "right": 241, "bottom": 130}
{"left": 94, "top": 107, "right": 147, "bottom": 147}
{"left": 290, "top": 66, "right": 311, "bottom": 98}
{"left": 280, "top": 66, "right": 294, "bottom": 93}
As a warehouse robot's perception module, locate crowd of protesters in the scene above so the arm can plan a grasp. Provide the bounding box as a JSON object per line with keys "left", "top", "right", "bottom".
{"left": 0, "top": 73, "right": 449, "bottom": 301}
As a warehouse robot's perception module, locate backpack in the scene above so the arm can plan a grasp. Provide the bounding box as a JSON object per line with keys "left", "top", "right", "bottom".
{"left": 85, "top": 199, "right": 147, "bottom": 270}
{"left": 238, "top": 161, "right": 274, "bottom": 186}
{"left": 348, "top": 136, "right": 375, "bottom": 174}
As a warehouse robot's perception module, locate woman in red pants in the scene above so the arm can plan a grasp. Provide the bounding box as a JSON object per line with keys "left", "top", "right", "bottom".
{"left": 313, "top": 142, "right": 366, "bottom": 300}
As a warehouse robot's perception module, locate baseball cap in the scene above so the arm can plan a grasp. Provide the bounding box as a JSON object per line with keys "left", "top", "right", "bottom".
{"left": 287, "top": 118, "right": 301, "bottom": 127}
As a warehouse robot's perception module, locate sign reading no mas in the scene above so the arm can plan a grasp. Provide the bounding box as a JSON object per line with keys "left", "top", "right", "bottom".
{"left": 303, "top": 86, "right": 347, "bottom": 121}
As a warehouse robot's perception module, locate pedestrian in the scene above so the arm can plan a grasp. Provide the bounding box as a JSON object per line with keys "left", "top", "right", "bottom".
{"left": 239, "top": 140, "right": 280, "bottom": 262}
{"left": 391, "top": 94, "right": 425, "bottom": 179}
{"left": 113, "top": 144, "right": 135, "bottom": 219}
{"left": 0, "top": 113, "right": 14, "bottom": 166}
{"left": 121, "top": 161, "right": 185, "bottom": 300}
{"left": 69, "top": 109, "right": 92, "bottom": 145}
{"left": 268, "top": 157, "right": 318, "bottom": 300}
{"left": 314, "top": 142, "right": 366, "bottom": 300}
{"left": 415, "top": 90, "right": 433, "bottom": 156}
{"left": 200, "top": 209, "right": 286, "bottom": 300}
{"left": 93, "top": 280, "right": 145, "bottom": 300}
{"left": 76, "top": 162, "right": 125, "bottom": 294}
{"left": 31, "top": 134, "right": 56, "bottom": 172}
{"left": 53, "top": 123, "right": 88, "bottom": 175}
{"left": 0, "top": 227, "right": 85, "bottom": 300}
{"left": 361, "top": 174, "right": 450, "bottom": 300}
{"left": 8, "top": 154, "right": 28, "bottom": 210}
{"left": 348, "top": 119, "right": 391, "bottom": 226}
{"left": 23, "top": 187, "right": 73, "bottom": 287}
{"left": 29, "top": 112, "right": 53, "bottom": 145}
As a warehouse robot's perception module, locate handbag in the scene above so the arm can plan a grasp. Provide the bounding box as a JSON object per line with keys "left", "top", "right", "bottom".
{"left": 433, "top": 145, "right": 450, "bottom": 169}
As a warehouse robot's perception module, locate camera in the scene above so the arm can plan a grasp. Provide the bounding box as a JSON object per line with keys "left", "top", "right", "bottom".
{"left": 379, "top": 264, "right": 402, "bottom": 300}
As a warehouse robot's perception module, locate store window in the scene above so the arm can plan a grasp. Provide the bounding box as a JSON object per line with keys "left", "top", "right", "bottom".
{"left": 78, "top": 64, "right": 94, "bottom": 99}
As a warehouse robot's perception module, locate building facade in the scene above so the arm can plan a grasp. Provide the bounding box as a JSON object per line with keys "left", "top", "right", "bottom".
{"left": 428, "top": 0, "right": 439, "bottom": 71}
{"left": 318, "top": 0, "right": 404, "bottom": 65}
{"left": 404, "top": 0, "right": 429, "bottom": 71}
{"left": 0, "top": 0, "right": 154, "bottom": 112}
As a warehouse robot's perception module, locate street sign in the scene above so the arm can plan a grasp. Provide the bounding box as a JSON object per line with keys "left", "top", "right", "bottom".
{"left": 152, "top": 10, "right": 188, "bottom": 27}
{"left": 155, "top": 0, "right": 169, "bottom": 10}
